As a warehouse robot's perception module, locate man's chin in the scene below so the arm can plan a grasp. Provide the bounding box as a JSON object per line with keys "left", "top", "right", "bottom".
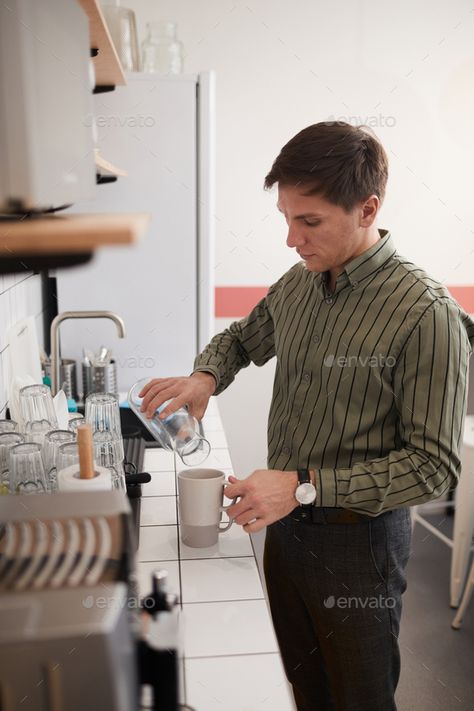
{"left": 301, "top": 256, "right": 326, "bottom": 273}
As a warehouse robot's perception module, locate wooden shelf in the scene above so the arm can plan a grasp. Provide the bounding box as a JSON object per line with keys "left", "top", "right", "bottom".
{"left": 78, "top": 0, "right": 127, "bottom": 88}
{"left": 0, "top": 213, "right": 149, "bottom": 256}
{"left": 95, "top": 149, "right": 127, "bottom": 177}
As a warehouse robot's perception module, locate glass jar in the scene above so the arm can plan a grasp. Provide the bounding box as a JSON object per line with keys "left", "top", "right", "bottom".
{"left": 141, "top": 21, "right": 184, "bottom": 74}
{"left": 102, "top": 2, "right": 141, "bottom": 71}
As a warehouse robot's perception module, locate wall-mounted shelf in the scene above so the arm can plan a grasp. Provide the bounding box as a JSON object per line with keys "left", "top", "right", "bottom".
{"left": 95, "top": 149, "right": 127, "bottom": 178}
{"left": 78, "top": 0, "right": 127, "bottom": 90}
{"left": 0, "top": 213, "right": 149, "bottom": 273}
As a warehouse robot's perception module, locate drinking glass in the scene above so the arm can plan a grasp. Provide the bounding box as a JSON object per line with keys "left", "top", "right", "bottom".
{"left": 85, "top": 392, "right": 124, "bottom": 458}
{"left": 0, "top": 432, "right": 25, "bottom": 492}
{"left": 42, "top": 430, "right": 76, "bottom": 491}
{"left": 85, "top": 392, "right": 122, "bottom": 437}
{"left": 25, "top": 420, "right": 54, "bottom": 446}
{"left": 0, "top": 419, "right": 18, "bottom": 434}
{"left": 102, "top": 3, "right": 141, "bottom": 71}
{"left": 19, "top": 384, "right": 58, "bottom": 431}
{"left": 56, "top": 442, "right": 80, "bottom": 473}
{"left": 93, "top": 435, "right": 126, "bottom": 491}
{"left": 68, "top": 414, "right": 84, "bottom": 434}
{"left": 9, "top": 442, "right": 49, "bottom": 495}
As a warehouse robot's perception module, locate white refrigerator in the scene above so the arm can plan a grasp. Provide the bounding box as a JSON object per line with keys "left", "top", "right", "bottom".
{"left": 56, "top": 72, "right": 215, "bottom": 394}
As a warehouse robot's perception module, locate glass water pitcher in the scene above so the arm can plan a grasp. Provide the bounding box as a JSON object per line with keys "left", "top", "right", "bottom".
{"left": 128, "top": 379, "right": 210, "bottom": 466}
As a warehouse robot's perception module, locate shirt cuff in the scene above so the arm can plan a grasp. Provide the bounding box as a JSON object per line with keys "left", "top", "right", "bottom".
{"left": 314, "top": 467, "right": 352, "bottom": 507}
{"left": 191, "top": 366, "right": 220, "bottom": 392}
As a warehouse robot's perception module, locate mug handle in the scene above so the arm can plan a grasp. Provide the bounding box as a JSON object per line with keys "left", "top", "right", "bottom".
{"left": 218, "top": 496, "right": 238, "bottom": 533}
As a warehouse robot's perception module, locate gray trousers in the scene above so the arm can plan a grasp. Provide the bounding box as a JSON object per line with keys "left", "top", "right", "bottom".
{"left": 263, "top": 507, "right": 412, "bottom": 711}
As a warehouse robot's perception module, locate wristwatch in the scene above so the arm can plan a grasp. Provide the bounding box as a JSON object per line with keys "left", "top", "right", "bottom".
{"left": 295, "top": 469, "right": 317, "bottom": 507}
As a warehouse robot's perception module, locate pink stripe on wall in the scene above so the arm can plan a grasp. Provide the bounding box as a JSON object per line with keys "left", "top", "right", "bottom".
{"left": 215, "top": 285, "right": 474, "bottom": 318}
{"left": 215, "top": 287, "right": 269, "bottom": 318}
{"left": 446, "top": 287, "right": 474, "bottom": 315}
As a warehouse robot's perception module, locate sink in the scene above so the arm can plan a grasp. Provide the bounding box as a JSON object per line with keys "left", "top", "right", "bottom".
{"left": 119, "top": 406, "right": 161, "bottom": 446}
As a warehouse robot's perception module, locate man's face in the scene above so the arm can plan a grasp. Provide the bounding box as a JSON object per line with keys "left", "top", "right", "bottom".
{"left": 277, "top": 184, "right": 366, "bottom": 274}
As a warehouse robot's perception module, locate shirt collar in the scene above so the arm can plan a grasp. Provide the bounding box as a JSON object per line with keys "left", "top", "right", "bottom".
{"left": 344, "top": 229, "right": 395, "bottom": 286}
{"left": 316, "top": 229, "right": 395, "bottom": 296}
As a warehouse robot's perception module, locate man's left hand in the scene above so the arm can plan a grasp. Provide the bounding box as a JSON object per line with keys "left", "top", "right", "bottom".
{"left": 224, "top": 469, "right": 299, "bottom": 533}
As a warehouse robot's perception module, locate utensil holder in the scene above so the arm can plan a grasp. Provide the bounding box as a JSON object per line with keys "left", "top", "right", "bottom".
{"left": 82, "top": 360, "right": 118, "bottom": 398}
{"left": 43, "top": 358, "right": 78, "bottom": 400}
{"left": 59, "top": 358, "right": 78, "bottom": 400}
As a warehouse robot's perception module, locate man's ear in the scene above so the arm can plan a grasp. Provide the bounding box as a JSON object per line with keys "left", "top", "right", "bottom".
{"left": 360, "top": 195, "right": 379, "bottom": 226}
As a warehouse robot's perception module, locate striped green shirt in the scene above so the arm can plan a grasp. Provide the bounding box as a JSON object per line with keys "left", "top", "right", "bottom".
{"left": 194, "top": 231, "right": 474, "bottom": 515}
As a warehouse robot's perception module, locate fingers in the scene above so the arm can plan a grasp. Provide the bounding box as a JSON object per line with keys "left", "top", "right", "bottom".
{"left": 234, "top": 509, "right": 258, "bottom": 526}
{"left": 138, "top": 375, "right": 214, "bottom": 422}
{"left": 226, "top": 495, "right": 252, "bottom": 521}
{"left": 243, "top": 519, "right": 265, "bottom": 533}
{"left": 140, "top": 379, "right": 185, "bottom": 418}
{"left": 138, "top": 377, "right": 172, "bottom": 398}
{"left": 158, "top": 394, "right": 189, "bottom": 420}
{"left": 139, "top": 378, "right": 175, "bottom": 410}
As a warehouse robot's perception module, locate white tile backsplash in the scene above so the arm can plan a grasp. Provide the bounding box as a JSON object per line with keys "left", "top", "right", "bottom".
{"left": 0, "top": 272, "right": 44, "bottom": 413}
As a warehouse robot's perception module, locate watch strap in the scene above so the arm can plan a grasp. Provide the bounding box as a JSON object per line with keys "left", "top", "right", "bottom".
{"left": 297, "top": 468, "right": 311, "bottom": 485}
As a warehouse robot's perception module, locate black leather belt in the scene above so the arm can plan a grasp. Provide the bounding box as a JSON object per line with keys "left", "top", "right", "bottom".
{"left": 290, "top": 507, "right": 391, "bottom": 524}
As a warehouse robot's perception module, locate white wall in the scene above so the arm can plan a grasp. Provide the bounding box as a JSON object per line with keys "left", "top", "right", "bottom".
{"left": 0, "top": 274, "right": 44, "bottom": 415}
{"left": 126, "top": 0, "right": 474, "bottom": 475}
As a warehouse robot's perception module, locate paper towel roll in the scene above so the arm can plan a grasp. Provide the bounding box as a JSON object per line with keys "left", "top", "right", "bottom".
{"left": 57, "top": 464, "right": 112, "bottom": 492}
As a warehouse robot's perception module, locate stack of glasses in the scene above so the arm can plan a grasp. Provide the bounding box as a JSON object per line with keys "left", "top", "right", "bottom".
{"left": 85, "top": 392, "right": 126, "bottom": 491}
{"left": 0, "top": 385, "right": 126, "bottom": 495}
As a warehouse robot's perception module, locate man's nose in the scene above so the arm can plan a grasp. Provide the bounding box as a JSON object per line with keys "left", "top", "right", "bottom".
{"left": 286, "top": 223, "right": 305, "bottom": 248}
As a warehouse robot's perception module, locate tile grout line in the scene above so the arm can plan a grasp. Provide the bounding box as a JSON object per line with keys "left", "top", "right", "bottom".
{"left": 181, "top": 597, "right": 265, "bottom": 605}
{"left": 184, "top": 651, "right": 281, "bottom": 661}
{"left": 138, "top": 554, "right": 255, "bottom": 563}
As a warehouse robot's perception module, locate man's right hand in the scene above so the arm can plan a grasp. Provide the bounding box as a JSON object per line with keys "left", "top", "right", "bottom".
{"left": 138, "top": 372, "right": 217, "bottom": 421}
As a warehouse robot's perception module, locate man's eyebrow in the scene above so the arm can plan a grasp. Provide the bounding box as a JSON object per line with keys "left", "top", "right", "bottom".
{"left": 276, "top": 204, "right": 323, "bottom": 219}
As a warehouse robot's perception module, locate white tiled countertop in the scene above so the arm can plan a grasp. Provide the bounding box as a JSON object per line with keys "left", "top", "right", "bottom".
{"left": 137, "top": 398, "right": 295, "bottom": 711}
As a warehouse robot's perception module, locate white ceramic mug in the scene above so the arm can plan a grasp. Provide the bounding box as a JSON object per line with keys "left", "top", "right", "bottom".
{"left": 178, "top": 468, "right": 237, "bottom": 548}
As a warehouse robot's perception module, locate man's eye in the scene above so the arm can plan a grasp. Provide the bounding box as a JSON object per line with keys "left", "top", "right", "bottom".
{"left": 304, "top": 219, "right": 320, "bottom": 227}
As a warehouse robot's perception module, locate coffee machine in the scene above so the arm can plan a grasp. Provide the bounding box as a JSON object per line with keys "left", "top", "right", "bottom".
{"left": 0, "top": 492, "right": 181, "bottom": 710}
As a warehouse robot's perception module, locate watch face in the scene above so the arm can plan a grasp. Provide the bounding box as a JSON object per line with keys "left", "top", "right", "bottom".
{"left": 296, "top": 482, "right": 316, "bottom": 505}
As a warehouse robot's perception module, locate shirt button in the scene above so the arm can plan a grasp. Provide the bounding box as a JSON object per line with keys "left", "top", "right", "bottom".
{"left": 325, "top": 297, "right": 333, "bottom": 305}
{"left": 303, "top": 372, "right": 311, "bottom": 381}
{"left": 282, "top": 446, "right": 291, "bottom": 455}
{"left": 313, "top": 334, "right": 320, "bottom": 343}
{"left": 352, "top": 280, "right": 359, "bottom": 289}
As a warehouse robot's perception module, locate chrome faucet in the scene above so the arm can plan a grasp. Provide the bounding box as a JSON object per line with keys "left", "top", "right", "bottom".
{"left": 50, "top": 311, "right": 126, "bottom": 396}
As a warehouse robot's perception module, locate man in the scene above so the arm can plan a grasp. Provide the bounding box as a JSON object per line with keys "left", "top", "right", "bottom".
{"left": 140, "top": 122, "right": 474, "bottom": 710}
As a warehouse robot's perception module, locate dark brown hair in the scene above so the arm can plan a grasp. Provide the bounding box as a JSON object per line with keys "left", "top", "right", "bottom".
{"left": 264, "top": 121, "right": 389, "bottom": 212}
